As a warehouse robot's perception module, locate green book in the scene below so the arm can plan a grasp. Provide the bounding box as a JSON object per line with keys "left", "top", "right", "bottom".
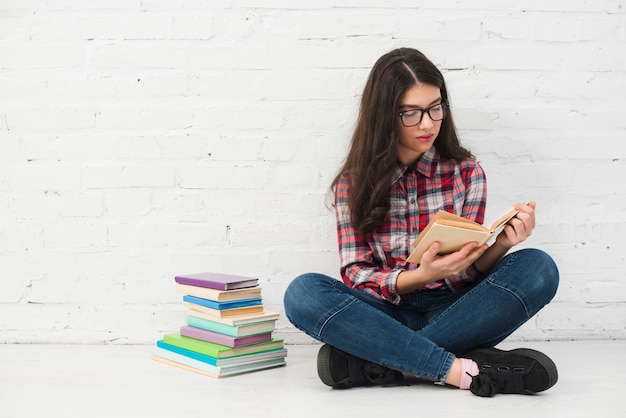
{"left": 163, "top": 333, "right": 284, "bottom": 359}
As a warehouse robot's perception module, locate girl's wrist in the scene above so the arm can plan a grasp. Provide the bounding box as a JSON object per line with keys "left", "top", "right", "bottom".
{"left": 493, "top": 238, "right": 513, "bottom": 252}
{"left": 396, "top": 268, "right": 431, "bottom": 295}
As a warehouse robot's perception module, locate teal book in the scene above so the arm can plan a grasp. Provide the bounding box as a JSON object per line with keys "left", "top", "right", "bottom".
{"left": 162, "top": 333, "right": 284, "bottom": 359}
{"left": 187, "top": 313, "right": 276, "bottom": 337}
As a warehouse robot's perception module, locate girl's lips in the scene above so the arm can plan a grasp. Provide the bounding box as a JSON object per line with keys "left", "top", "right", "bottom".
{"left": 417, "top": 134, "right": 434, "bottom": 143}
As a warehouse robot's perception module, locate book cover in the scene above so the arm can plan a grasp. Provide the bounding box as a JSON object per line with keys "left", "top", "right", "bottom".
{"left": 407, "top": 207, "right": 520, "bottom": 264}
{"left": 186, "top": 313, "right": 276, "bottom": 337}
{"left": 176, "top": 283, "right": 262, "bottom": 302}
{"left": 156, "top": 340, "right": 287, "bottom": 367}
{"left": 182, "top": 295, "right": 263, "bottom": 311}
{"left": 152, "top": 355, "right": 219, "bottom": 378}
{"left": 152, "top": 347, "right": 286, "bottom": 378}
{"left": 186, "top": 308, "right": 281, "bottom": 326}
{"left": 182, "top": 301, "right": 265, "bottom": 318}
{"left": 162, "top": 333, "right": 284, "bottom": 358}
{"left": 180, "top": 325, "right": 272, "bottom": 348}
{"left": 174, "top": 272, "right": 259, "bottom": 291}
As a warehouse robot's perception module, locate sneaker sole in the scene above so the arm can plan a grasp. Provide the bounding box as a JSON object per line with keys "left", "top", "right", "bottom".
{"left": 317, "top": 344, "right": 338, "bottom": 387}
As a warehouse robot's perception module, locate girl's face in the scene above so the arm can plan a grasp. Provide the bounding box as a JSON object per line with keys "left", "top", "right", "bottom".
{"left": 396, "top": 83, "right": 443, "bottom": 165}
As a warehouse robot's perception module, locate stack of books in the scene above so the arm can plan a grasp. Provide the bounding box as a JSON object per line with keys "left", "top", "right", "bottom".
{"left": 152, "top": 272, "right": 287, "bottom": 378}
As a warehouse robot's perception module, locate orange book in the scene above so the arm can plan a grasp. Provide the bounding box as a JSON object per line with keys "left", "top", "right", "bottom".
{"left": 176, "top": 283, "right": 262, "bottom": 302}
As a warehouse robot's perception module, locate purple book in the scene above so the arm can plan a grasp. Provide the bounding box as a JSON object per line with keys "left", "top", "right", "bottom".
{"left": 180, "top": 326, "right": 272, "bottom": 348}
{"left": 174, "top": 272, "right": 259, "bottom": 291}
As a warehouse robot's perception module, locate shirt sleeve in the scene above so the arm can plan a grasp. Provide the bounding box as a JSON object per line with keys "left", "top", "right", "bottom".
{"left": 459, "top": 161, "right": 487, "bottom": 224}
{"left": 334, "top": 175, "right": 404, "bottom": 304}
{"left": 443, "top": 161, "right": 488, "bottom": 290}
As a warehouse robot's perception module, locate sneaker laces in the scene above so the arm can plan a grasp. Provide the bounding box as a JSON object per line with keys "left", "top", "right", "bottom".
{"left": 469, "top": 372, "right": 502, "bottom": 397}
{"left": 469, "top": 370, "right": 527, "bottom": 397}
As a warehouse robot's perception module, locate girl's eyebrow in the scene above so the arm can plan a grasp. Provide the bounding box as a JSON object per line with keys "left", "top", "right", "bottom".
{"left": 399, "top": 97, "right": 442, "bottom": 110}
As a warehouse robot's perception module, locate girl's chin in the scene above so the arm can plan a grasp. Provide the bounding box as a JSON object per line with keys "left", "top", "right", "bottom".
{"left": 397, "top": 143, "right": 434, "bottom": 165}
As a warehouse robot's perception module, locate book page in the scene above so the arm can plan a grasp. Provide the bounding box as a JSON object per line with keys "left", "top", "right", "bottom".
{"left": 437, "top": 218, "right": 488, "bottom": 231}
{"left": 488, "top": 207, "right": 520, "bottom": 232}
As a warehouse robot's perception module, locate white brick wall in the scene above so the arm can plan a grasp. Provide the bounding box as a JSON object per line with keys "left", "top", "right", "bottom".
{"left": 0, "top": 1, "right": 624, "bottom": 344}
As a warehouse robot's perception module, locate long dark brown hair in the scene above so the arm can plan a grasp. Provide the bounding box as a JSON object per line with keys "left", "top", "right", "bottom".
{"left": 332, "top": 47, "right": 473, "bottom": 235}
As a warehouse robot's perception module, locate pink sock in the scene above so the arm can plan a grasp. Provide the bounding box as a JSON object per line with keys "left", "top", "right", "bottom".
{"left": 459, "top": 358, "right": 479, "bottom": 390}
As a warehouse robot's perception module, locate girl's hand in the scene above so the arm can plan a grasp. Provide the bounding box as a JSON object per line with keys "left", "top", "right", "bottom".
{"left": 495, "top": 201, "right": 536, "bottom": 248}
{"left": 397, "top": 241, "right": 487, "bottom": 293}
{"left": 418, "top": 241, "right": 488, "bottom": 282}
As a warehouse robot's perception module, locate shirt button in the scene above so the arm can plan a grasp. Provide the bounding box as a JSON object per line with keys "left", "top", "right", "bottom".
{"left": 410, "top": 198, "right": 416, "bottom": 204}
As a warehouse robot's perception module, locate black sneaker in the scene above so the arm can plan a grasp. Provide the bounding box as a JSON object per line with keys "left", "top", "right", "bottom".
{"left": 316, "top": 344, "right": 404, "bottom": 389}
{"left": 464, "top": 347, "right": 558, "bottom": 397}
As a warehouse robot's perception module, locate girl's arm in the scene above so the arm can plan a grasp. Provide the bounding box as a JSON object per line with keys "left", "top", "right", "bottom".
{"left": 397, "top": 201, "right": 537, "bottom": 294}
{"left": 334, "top": 176, "right": 405, "bottom": 304}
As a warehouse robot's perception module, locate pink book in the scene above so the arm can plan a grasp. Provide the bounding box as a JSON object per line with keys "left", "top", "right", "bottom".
{"left": 174, "top": 272, "right": 259, "bottom": 291}
{"left": 180, "top": 326, "right": 272, "bottom": 348}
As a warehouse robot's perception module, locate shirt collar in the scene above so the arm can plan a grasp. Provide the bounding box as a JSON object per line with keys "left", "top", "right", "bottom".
{"left": 392, "top": 147, "right": 439, "bottom": 183}
{"left": 414, "top": 146, "right": 439, "bottom": 177}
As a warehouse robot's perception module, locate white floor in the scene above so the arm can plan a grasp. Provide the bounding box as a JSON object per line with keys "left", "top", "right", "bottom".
{"left": 1, "top": 340, "right": 624, "bottom": 418}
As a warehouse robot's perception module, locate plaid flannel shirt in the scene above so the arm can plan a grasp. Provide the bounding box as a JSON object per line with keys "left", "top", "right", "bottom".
{"left": 334, "top": 147, "right": 487, "bottom": 305}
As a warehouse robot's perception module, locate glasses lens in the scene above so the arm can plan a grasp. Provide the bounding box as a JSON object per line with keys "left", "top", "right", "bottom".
{"left": 399, "top": 103, "right": 448, "bottom": 127}
{"left": 402, "top": 110, "right": 421, "bottom": 127}
{"left": 428, "top": 104, "right": 445, "bottom": 121}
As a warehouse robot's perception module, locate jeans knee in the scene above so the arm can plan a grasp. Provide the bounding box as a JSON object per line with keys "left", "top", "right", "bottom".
{"left": 519, "top": 248, "right": 559, "bottom": 302}
{"left": 283, "top": 274, "right": 306, "bottom": 319}
{"left": 283, "top": 272, "right": 331, "bottom": 327}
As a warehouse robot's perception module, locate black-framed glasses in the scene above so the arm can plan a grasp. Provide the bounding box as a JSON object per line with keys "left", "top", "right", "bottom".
{"left": 398, "top": 101, "right": 449, "bottom": 127}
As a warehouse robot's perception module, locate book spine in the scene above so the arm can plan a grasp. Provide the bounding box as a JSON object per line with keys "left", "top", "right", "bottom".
{"left": 176, "top": 283, "right": 262, "bottom": 301}
{"left": 183, "top": 295, "right": 262, "bottom": 310}
{"left": 182, "top": 326, "right": 273, "bottom": 348}
{"left": 187, "top": 314, "right": 240, "bottom": 337}
{"left": 180, "top": 325, "right": 236, "bottom": 346}
{"left": 175, "top": 277, "right": 227, "bottom": 290}
{"left": 153, "top": 346, "right": 222, "bottom": 374}
{"left": 174, "top": 273, "right": 259, "bottom": 290}
{"left": 163, "top": 334, "right": 221, "bottom": 357}
{"left": 152, "top": 355, "right": 220, "bottom": 379}
{"left": 156, "top": 340, "right": 219, "bottom": 366}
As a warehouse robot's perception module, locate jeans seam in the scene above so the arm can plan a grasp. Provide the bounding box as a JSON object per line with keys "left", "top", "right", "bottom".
{"left": 439, "top": 352, "right": 456, "bottom": 382}
{"left": 489, "top": 250, "right": 518, "bottom": 279}
{"left": 487, "top": 251, "right": 531, "bottom": 317}
{"left": 487, "top": 280, "right": 531, "bottom": 317}
{"left": 317, "top": 298, "right": 356, "bottom": 338}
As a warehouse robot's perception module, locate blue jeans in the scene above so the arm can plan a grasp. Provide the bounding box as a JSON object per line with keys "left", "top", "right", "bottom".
{"left": 283, "top": 248, "right": 559, "bottom": 382}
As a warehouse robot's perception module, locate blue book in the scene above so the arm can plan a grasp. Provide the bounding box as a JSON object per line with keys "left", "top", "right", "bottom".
{"left": 158, "top": 340, "right": 220, "bottom": 365}
{"left": 182, "top": 295, "right": 262, "bottom": 310}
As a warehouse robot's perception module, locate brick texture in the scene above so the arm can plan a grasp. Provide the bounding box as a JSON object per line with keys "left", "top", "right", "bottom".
{"left": 0, "top": 1, "right": 624, "bottom": 344}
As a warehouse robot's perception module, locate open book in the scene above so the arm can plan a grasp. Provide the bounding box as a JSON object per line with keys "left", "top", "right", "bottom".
{"left": 406, "top": 206, "right": 521, "bottom": 264}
